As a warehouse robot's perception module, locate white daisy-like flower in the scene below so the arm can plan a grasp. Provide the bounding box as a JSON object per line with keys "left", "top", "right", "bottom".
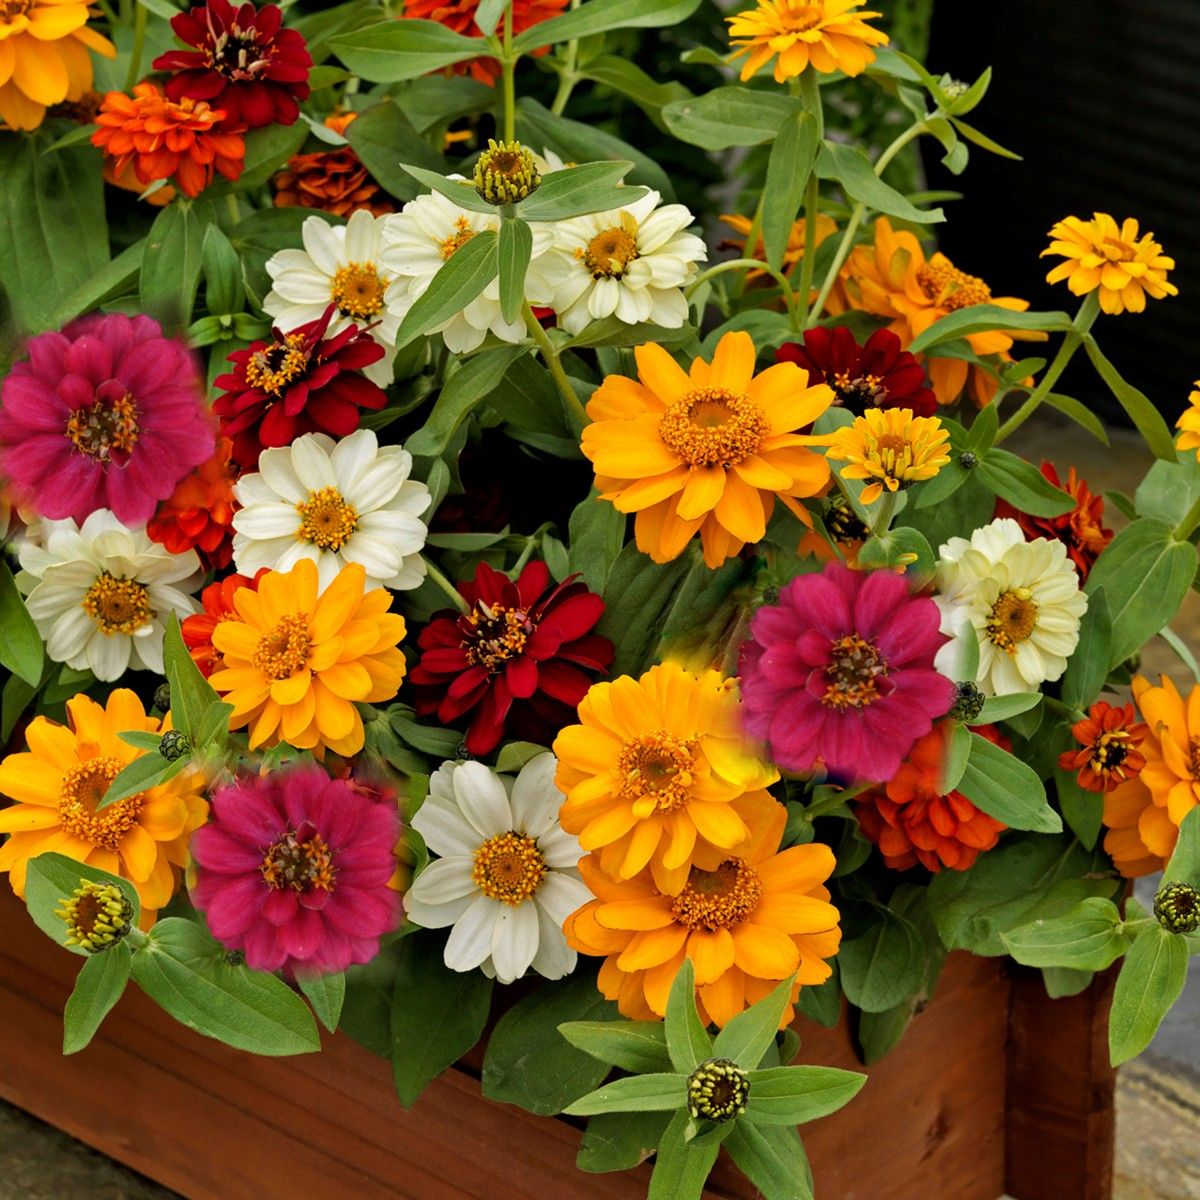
{"left": 934, "top": 517, "right": 1088, "bottom": 695}
{"left": 17, "top": 510, "right": 202, "bottom": 682}
{"left": 231, "top": 428, "right": 431, "bottom": 592}
{"left": 405, "top": 754, "right": 591, "bottom": 985}
{"left": 541, "top": 189, "right": 708, "bottom": 335}
{"left": 263, "top": 209, "right": 401, "bottom": 386}
{"left": 380, "top": 181, "right": 557, "bottom": 354}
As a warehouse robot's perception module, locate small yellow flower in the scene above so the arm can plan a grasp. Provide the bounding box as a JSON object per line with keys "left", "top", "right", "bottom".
{"left": 718, "top": 212, "right": 837, "bottom": 282}
{"left": 726, "top": 0, "right": 888, "bottom": 84}
{"left": 825, "top": 407, "right": 950, "bottom": 504}
{"left": 1041, "top": 213, "right": 1178, "bottom": 316}
{"left": 1176, "top": 382, "right": 1200, "bottom": 460}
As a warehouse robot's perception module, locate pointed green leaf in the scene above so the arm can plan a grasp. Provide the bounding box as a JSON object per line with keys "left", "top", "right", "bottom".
{"left": 1082, "top": 335, "right": 1177, "bottom": 461}
{"left": 725, "top": 1122, "right": 814, "bottom": 1200}
{"left": 330, "top": 19, "right": 484, "bottom": 83}
{"left": 64, "top": 943, "right": 132, "bottom": 1054}
{"left": 1001, "top": 896, "right": 1128, "bottom": 971}
{"left": 838, "top": 910, "right": 924, "bottom": 1014}
{"left": 762, "top": 111, "right": 819, "bottom": 273}
{"left": 576, "top": 1110, "right": 672, "bottom": 1173}
{"left": 1164, "top": 806, "right": 1200, "bottom": 889}
{"left": 517, "top": 161, "right": 643, "bottom": 220}
{"left": 297, "top": 971, "right": 346, "bottom": 1033}
{"left": 512, "top": 0, "right": 702, "bottom": 52}
{"left": 563, "top": 1073, "right": 686, "bottom": 1116}
{"left": 956, "top": 733, "right": 1061, "bottom": 833}
{"left": 559, "top": 1019, "right": 674, "bottom": 1075}
{"left": 712, "top": 974, "right": 796, "bottom": 1069}
{"left": 743, "top": 1065, "right": 865, "bottom": 1125}
{"left": 497, "top": 216, "right": 532, "bottom": 324}
{"left": 664, "top": 957, "right": 711, "bottom": 1072}
{"left": 24, "top": 852, "right": 140, "bottom": 956}
{"left": 1060, "top": 588, "right": 1112, "bottom": 711}
{"left": 975, "top": 692, "right": 1042, "bottom": 723}
{"left": 1109, "top": 924, "right": 1189, "bottom": 1066}
{"left": 977, "top": 448, "right": 1076, "bottom": 517}
{"left": 909, "top": 305, "right": 1070, "bottom": 353}
{"left": 0, "top": 559, "right": 44, "bottom": 686}
{"left": 647, "top": 1109, "right": 719, "bottom": 1200}
{"left": 815, "top": 141, "right": 943, "bottom": 224}
{"left": 394, "top": 229, "right": 499, "bottom": 348}
{"left": 662, "top": 87, "right": 802, "bottom": 151}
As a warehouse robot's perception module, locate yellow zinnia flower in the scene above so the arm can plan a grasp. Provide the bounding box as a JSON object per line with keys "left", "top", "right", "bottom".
{"left": 726, "top": 0, "right": 888, "bottom": 84}
{"left": 824, "top": 406, "right": 950, "bottom": 504}
{"left": 1178, "top": 382, "right": 1200, "bottom": 460}
{"left": 553, "top": 663, "right": 780, "bottom": 896}
{"left": 1042, "top": 213, "right": 1178, "bottom": 316}
{"left": 580, "top": 331, "right": 833, "bottom": 568}
{"left": 718, "top": 211, "right": 837, "bottom": 283}
{"left": 0, "top": 689, "right": 207, "bottom": 920}
{"left": 0, "top": 0, "right": 115, "bottom": 132}
{"left": 209, "top": 558, "right": 407, "bottom": 758}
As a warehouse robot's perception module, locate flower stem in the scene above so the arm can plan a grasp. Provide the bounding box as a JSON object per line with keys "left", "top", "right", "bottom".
{"left": 500, "top": 5, "right": 516, "bottom": 142}
{"left": 550, "top": 0, "right": 581, "bottom": 116}
{"left": 423, "top": 557, "right": 469, "bottom": 614}
{"left": 125, "top": 0, "right": 148, "bottom": 92}
{"left": 868, "top": 489, "right": 899, "bottom": 537}
{"left": 795, "top": 174, "right": 820, "bottom": 329}
{"left": 1174, "top": 493, "right": 1200, "bottom": 542}
{"left": 686, "top": 258, "right": 799, "bottom": 328}
{"left": 524, "top": 303, "right": 588, "bottom": 430}
{"left": 223, "top": 193, "right": 240, "bottom": 228}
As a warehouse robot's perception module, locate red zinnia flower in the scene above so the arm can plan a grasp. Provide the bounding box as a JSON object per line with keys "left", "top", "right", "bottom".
{"left": 776, "top": 327, "right": 937, "bottom": 417}
{"left": 212, "top": 304, "right": 387, "bottom": 471}
{"left": 1059, "top": 701, "right": 1148, "bottom": 793}
{"left": 147, "top": 437, "right": 239, "bottom": 569}
{"left": 855, "top": 723, "right": 1009, "bottom": 872}
{"left": 182, "top": 570, "right": 263, "bottom": 676}
{"left": 409, "top": 560, "right": 614, "bottom": 756}
{"left": 995, "top": 462, "right": 1112, "bottom": 581}
{"left": 153, "top": 0, "right": 312, "bottom": 130}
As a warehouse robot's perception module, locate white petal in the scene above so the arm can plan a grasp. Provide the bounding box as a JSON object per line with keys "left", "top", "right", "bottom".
{"left": 490, "top": 899, "right": 539, "bottom": 984}
{"left": 538, "top": 827, "right": 584, "bottom": 870}
{"left": 403, "top": 891, "right": 475, "bottom": 929}
{"left": 411, "top": 793, "right": 480, "bottom": 857}
{"left": 256, "top": 448, "right": 309, "bottom": 504}
{"left": 85, "top": 632, "right": 131, "bottom": 681}
{"left": 453, "top": 761, "right": 513, "bottom": 837}
{"left": 329, "top": 428, "right": 380, "bottom": 489}
{"left": 443, "top": 894, "right": 501, "bottom": 973}
{"left": 530, "top": 904, "right": 577, "bottom": 980}
{"left": 407, "top": 857, "right": 478, "bottom": 905}
{"left": 233, "top": 503, "right": 301, "bottom": 540}
{"left": 534, "top": 871, "right": 593, "bottom": 927}
{"left": 509, "top": 753, "right": 562, "bottom": 838}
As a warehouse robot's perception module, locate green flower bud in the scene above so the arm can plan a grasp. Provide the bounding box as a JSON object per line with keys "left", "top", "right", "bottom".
{"left": 55, "top": 880, "right": 133, "bottom": 953}
{"left": 686, "top": 1058, "right": 749, "bottom": 1123}
{"left": 1154, "top": 881, "right": 1200, "bottom": 934}
{"left": 153, "top": 682, "right": 171, "bottom": 712}
{"left": 159, "top": 730, "right": 191, "bottom": 761}
{"left": 947, "top": 680, "right": 985, "bottom": 723}
{"left": 473, "top": 139, "right": 541, "bottom": 205}
{"left": 958, "top": 451, "right": 978, "bottom": 470}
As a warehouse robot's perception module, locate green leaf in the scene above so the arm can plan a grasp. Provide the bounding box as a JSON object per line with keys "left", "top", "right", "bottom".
{"left": 140, "top": 198, "right": 215, "bottom": 329}
{"left": 472, "top": 0, "right": 506, "bottom": 35}
{"left": 567, "top": 491, "right": 627, "bottom": 594}
{"left": 1164, "top": 806, "right": 1200, "bottom": 888}
{"left": 162, "top": 611, "right": 221, "bottom": 740}
{"left": 297, "top": 971, "right": 345, "bottom": 1033}
{"left": 1136, "top": 455, "right": 1200, "bottom": 526}
{"left": 662, "top": 87, "right": 802, "bottom": 151}
{"left": 976, "top": 692, "right": 1042, "bottom": 723}
{"left": 560, "top": 1019, "right": 674, "bottom": 1075}
{"left": 725, "top": 1122, "right": 814, "bottom": 1200}
{"left": 598, "top": 543, "right": 693, "bottom": 676}
{"left": 400, "top": 164, "right": 497, "bottom": 214}
{"left": 577, "top": 56, "right": 692, "bottom": 120}
{"left": 0, "top": 560, "right": 43, "bottom": 687}
{"left": 664, "top": 956, "right": 711, "bottom": 1073}
{"left": 957, "top": 733, "right": 1061, "bottom": 833}
{"left": 838, "top": 910, "right": 924, "bottom": 1013}
{"left": 855, "top": 526, "right": 934, "bottom": 575}
{"left": 201, "top": 225, "right": 242, "bottom": 316}
{"left": 814, "top": 141, "right": 943, "bottom": 225}
{"left": 647, "top": 1109, "right": 719, "bottom": 1200}
{"left": 482, "top": 972, "right": 616, "bottom": 1115}
{"left": 24, "top": 853, "right": 141, "bottom": 956}
{"left": 563, "top": 316, "right": 697, "bottom": 350}
{"left": 394, "top": 229, "right": 499, "bottom": 348}
{"left": 517, "top": 161, "right": 642, "bottom": 221}
{"left": 1054, "top": 758, "right": 1103, "bottom": 851}
{"left": 576, "top": 1110, "right": 672, "bottom": 1173}
{"left": 1042, "top": 966, "right": 1095, "bottom": 999}
{"left": 1043, "top": 392, "right": 1109, "bottom": 444}
{"left": 98, "top": 751, "right": 181, "bottom": 810}
{"left": 497, "top": 216, "right": 533, "bottom": 324}
{"left": 63, "top": 941, "right": 132, "bottom": 1055}
{"left": 193, "top": 698, "right": 234, "bottom": 752}
{"left": 795, "top": 968, "right": 841, "bottom": 1028}
{"left": 563, "top": 1072, "right": 686, "bottom": 1116}
{"left": 1060, "top": 588, "right": 1112, "bottom": 711}
{"left": 976, "top": 448, "right": 1076, "bottom": 517}
{"left": 131, "top": 918, "right": 320, "bottom": 1055}
{"left": 512, "top": 0, "right": 701, "bottom": 52}
{"left": 762, "top": 111, "right": 819, "bottom": 272}
{"left": 856, "top": 999, "right": 916, "bottom": 1065}
{"left": 742, "top": 1065, "right": 865, "bottom": 1126}
{"left": 330, "top": 19, "right": 483, "bottom": 82}
{"left": 1001, "top": 896, "right": 1128, "bottom": 971}
{"left": 50, "top": 238, "right": 145, "bottom": 327}
{"left": 1109, "top": 924, "right": 1190, "bottom": 1066}
{"left": 1082, "top": 335, "right": 1177, "bottom": 461}
{"left": 345, "top": 100, "right": 447, "bottom": 202}
{"left": 909, "top": 305, "right": 1070, "bottom": 354}
{"left": 712, "top": 975, "right": 796, "bottom": 1068}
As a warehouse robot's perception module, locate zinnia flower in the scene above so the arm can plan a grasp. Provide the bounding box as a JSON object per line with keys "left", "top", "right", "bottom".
{"left": 1042, "top": 213, "right": 1178, "bottom": 316}
{"left": 0, "top": 312, "right": 215, "bottom": 527}
{"left": 824, "top": 406, "right": 950, "bottom": 504}
{"left": 1102, "top": 777, "right": 1167, "bottom": 878}
{"left": 725, "top": 0, "right": 888, "bottom": 83}
{"left": 564, "top": 819, "right": 842, "bottom": 1027}
{"left": 405, "top": 755, "right": 591, "bottom": 984}
{"left": 0, "top": 0, "right": 115, "bottom": 131}
{"left": 147, "top": 436, "right": 239, "bottom": 570}
{"left": 580, "top": 332, "right": 833, "bottom": 568}
{"left": 153, "top": 0, "right": 312, "bottom": 130}
{"left": 994, "top": 462, "right": 1112, "bottom": 582}
{"left": 1059, "top": 701, "right": 1148, "bottom": 794}
{"left": 190, "top": 765, "right": 400, "bottom": 976}
{"left": 740, "top": 561, "right": 955, "bottom": 783}
{"left": 182, "top": 570, "right": 262, "bottom": 676}
{"left": 934, "top": 518, "right": 1088, "bottom": 696}
{"left": 18, "top": 511, "right": 202, "bottom": 681}
{"left": 1175, "top": 382, "right": 1200, "bottom": 461}
{"left": 718, "top": 211, "right": 837, "bottom": 284}
{"left": 0, "top": 689, "right": 207, "bottom": 917}
{"left": 554, "top": 663, "right": 781, "bottom": 896}
{"left": 208, "top": 558, "right": 407, "bottom": 758}
{"left": 856, "top": 723, "right": 1008, "bottom": 872}
{"left": 273, "top": 117, "right": 393, "bottom": 218}
{"left": 410, "top": 560, "right": 613, "bottom": 757}
{"left": 91, "top": 83, "right": 245, "bottom": 198}
{"left": 776, "top": 326, "right": 937, "bottom": 417}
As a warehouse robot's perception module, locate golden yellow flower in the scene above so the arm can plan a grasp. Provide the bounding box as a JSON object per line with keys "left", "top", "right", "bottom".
{"left": 553, "top": 663, "right": 780, "bottom": 896}
{"left": 718, "top": 211, "right": 837, "bottom": 282}
{"left": 1177, "top": 382, "right": 1200, "bottom": 460}
{"left": 580, "top": 331, "right": 833, "bottom": 568}
{"left": 209, "top": 558, "right": 407, "bottom": 758}
{"left": 0, "top": 689, "right": 206, "bottom": 920}
{"left": 726, "top": 0, "right": 888, "bottom": 83}
{"left": 1042, "top": 213, "right": 1177, "bottom": 316}
{"left": 0, "top": 0, "right": 116, "bottom": 131}
{"left": 824, "top": 406, "right": 950, "bottom": 504}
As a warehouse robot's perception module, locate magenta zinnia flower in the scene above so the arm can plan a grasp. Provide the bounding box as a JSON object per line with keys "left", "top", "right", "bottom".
{"left": 0, "top": 314, "right": 215, "bottom": 527}
{"left": 190, "top": 766, "right": 401, "bottom": 977}
{"left": 739, "top": 561, "right": 955, "bottom": 783}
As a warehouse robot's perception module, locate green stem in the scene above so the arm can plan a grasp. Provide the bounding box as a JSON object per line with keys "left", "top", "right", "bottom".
{"left": 524, "top": 303, "right": 587, "bottom": 429}
{"left": 125, "top": 0, "right": 147, "bottom": 91}
{"left": 687, "top": 257, "right": 799, "bottom": 328}
{"left": 733, "top": 194, "right": 765, "bottom": 301}
{"left": 223, "top": 193, "right": 240, "bottom": 228}
{"left": 550, "top": 0, "right": 581, "bottom": 116}
{"left": 1174, "top": 493, "right": 1200, "bottom": 543}
{"left": 500, "top": 5, "right": 516, "bottom": 142}
{"left": 423, "top": 557, "right": 469, "bottom": 613}
{"left": 868, "top": 489, "right": 899, "bottom": 537}
{"left": 795, "top": 174, "right": 820, "bottom": 328}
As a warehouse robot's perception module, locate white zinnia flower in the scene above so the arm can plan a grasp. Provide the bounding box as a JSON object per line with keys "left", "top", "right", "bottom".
{"left": 231, "top": 428, "right": 431, "bottom": 591}
{"left": 380, "top": 182, "right": 556, "bottom": 354}
{"left": 541, "top": 189, "right": 708, "bottom": 335}
{"left": 263, "top": 209, "right": 401, "bottom": 386}
{"left": 17, "top": 510, "right": 202, "bottom": 681}
{"left": 934, "top": 517, "right": 1088, "bottom": 695}
{"left": 406, "top": 754, "right": 590, "bottom": 985}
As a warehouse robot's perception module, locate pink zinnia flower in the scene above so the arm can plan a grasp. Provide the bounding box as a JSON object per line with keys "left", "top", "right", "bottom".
{"left": 0, "top": 313, "right": 215, "bottom": 527}
{"left": 739, "top": 561, "right": 955, "bottom": 783}
{"left": 190, "top": 765, "right": 401, "bottom": 977}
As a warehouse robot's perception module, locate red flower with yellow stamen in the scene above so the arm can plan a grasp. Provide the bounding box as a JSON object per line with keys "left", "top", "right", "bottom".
{"left": 147, "top": 437, "right": 239, "bottom": 570}
{"left": 1060, "top": 702, "right": 1148, "bottom": 794}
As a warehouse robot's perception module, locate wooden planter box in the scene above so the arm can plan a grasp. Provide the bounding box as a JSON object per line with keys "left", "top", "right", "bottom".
{"left": 0, "top": 887, "right": 1115, "bottom": 1200}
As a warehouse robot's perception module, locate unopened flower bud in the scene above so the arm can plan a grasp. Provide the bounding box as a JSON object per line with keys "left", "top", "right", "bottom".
{"left": 473, "top": 139, "right": 541, "bottom": 205}
{"left": 153, "top": 682, "right": 171, "bottom": 712}
{"left": 1154, "top": 881, "right": 1200, "bottom": 934}
{"left": 159, "top": 730, "right": 191, "bottom": 761}
{"left": 686, "top": 1058, "right": 749, "bottom": 1123}
{"left": 942, "top": 78, "right": 969, "bottom": 100}
{"left": 958, "top": 451, "right": 978, "bottom": 470}
{"left": 56, "top": 880, "right": 133, "bottom": 953}
{"left": 948, "top": 680, "right": 985, "bottom": 723}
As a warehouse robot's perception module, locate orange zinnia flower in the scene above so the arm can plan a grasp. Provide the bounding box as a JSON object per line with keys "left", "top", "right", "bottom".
{"left": 719, "top": 212, "right": 837, "bottom": 284}
{"left": 92, "top": 82, "right": 244, "bottom": 199}
{"left": 182, "top": 570, "right": 262, "bottom": 678}
{"left": 147, "top": 437, "right": 239, "bottom": 570}
{"left": 1102, "top": 777, "right": 1166, "bottom": 879}
{"left": 273, "top": 112, "right": 394, "bottom": 218}
{"left": 1059, "top": 701, "right": 1147, "bottom": 794}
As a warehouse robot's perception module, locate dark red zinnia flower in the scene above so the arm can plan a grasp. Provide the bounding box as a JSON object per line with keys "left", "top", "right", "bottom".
{"left": 212, "top": 304, "right": 387, "bottom": 471}
{"left": 153, "top": 0, "right": 312, "bottom": 131}
{"left": 776, "top": 326, "right": 937, "bottom": 417}
{"left": 409, "top": 560, "right": 614, "bottom": 756}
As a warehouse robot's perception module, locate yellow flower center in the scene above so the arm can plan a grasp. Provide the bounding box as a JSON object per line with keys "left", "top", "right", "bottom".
{"left": 66, "top": 394, "right": 140, "bottom": 461}
{"left": 1189, "top": 737, "right": 1200, "bottom": 780}
{"left": 55, "top": 880, "right": 133, "bottom": 953}
{"left": 1100, "top": 236, "right": 1136, "bottom": 263}
{"left": 658, "top": 387, "right": 768, "bottom": 470}
{"left": 1089, "top": 731, "right": 1131, "bottom": 774}
{"left": 618, "top": 731, "right": 700, "bottom": 815}
{"left": 986, "top": 588, "right": 1038, "bottom": 653}
{"left": 295, "top": 486, "right": 358, "bottom": 551}
{"left": 775, "top": 3, "right": 824, "bottom": 33}
{"left": 472, "top": 831, "right": 546, "bottom": 905}
{"left": 579, "top": 214, "right": 639, "bottom": 279}
{"left": 245, "top": 333, "right": 308, "bottom": 396}
{"left": 917, "top": 260, "right": 992, "bottom": 311}
{"left": 671, "top": 858, "right": 762, "bottom": 931}
{"left": 832, "top": 371, "right": 886, "bottom": 408}
{"left": 261, "top": 826, "right": 337, "bottom": 892}
{"left": 253, "top": 614, "right": 313, "bottom": 680}
{"left": 462, "top": 603, "right": 533, "bottom": 673}
{"left": 329, "top": 261, "right": 388, "bottom": 319}
{"left": 474, "top": 139, "right": 541, "bottom": 205}
{"left": 822, "top": 633, "right": 888, "bottom": 709}
{"left": 58, "top": 758, "right": 144, "bottom": 852}
{"left": 439, "top": 217, "right": 478, "bottom": 260}
{"left": 824, "top": 492, "right": 868, "bottom": 543}
{"left": 82, "top": 573, "right": 152, "bottom": 636}
{"left": 0, "top": 0, "right": 34, "bottom": 23}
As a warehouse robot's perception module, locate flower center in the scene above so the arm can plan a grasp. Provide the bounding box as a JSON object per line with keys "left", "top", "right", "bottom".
{"left": 245, "top": 333, "right": 308, "bottom": 396}
{"left": 472, "top": 831, "right": 546, "bottom": 905}
{"left": 916, "top": 260, "right": 992, "bottom": 311}
{"left": 776, "top": 3, "right": 824, "bottom": 33}
{"left": 986, "top": 588, "right": 1038, "bottom": 653}
{"left": 687, "top": 1058, "right": 750, "bottom": 1123}
{"left": 329, "top": 261, "right": 388, "bottom": 319}
{"left": 253, "top": 614, "right": 312, "bottom": 680}
{"left": 1100, "top": 236, "right": 1135, "bottom": 263}
{"left": 261, "top": 823, "right": 336, "bottom": 892}
{"left": 822, "top": 633, "right": 888, "bottom": 709}
{"left": 208, "top": 27, "right": 268, "bottom": 80}
{"left": 618, "top": 731, "right": 700, "bottom": 815}
{"left": 0, "top": 0, "right": 34, "bottom": 23}
{"left": 66, "top": 392, "right": 140, "bottom": 462}
{"left": 1089, "top": 731, "right": 1130, "bottom": 773}
{"left": 579, "top": 214, "right": 639, "bottom": 279}
{"left": 474, "top": 139, "right": 541, "bottom": 205}
{"left": 439, "top": 217, "right": 478, "bottom": 260}
{"left": 55, "top": 880, "right": 133, "bottom": 953}
{"left": 671, "top": 858, "right": 762, "bottom": 931}
{"left": 295, "top": 486, "right": 358, "bottom": 551}
{"left": 1189, "top": 737, "right": 1200, "bottom": 780}
{"left": 833, "top": 371, "right": 886, "bottom": 409}
{"left": 824, "top": 493, "right": 869, "bottom": 543}
{"left": 82, "top": 573, "right": 152, "bottom": 635}
{"left": 57, "top": 758, "right": 144, "bottom": 851}
{"left": 461, "top": 602, "right": 534, "bottom": 673}
{"left": 658, "top": 387, "right": 768, "bottom": 470}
